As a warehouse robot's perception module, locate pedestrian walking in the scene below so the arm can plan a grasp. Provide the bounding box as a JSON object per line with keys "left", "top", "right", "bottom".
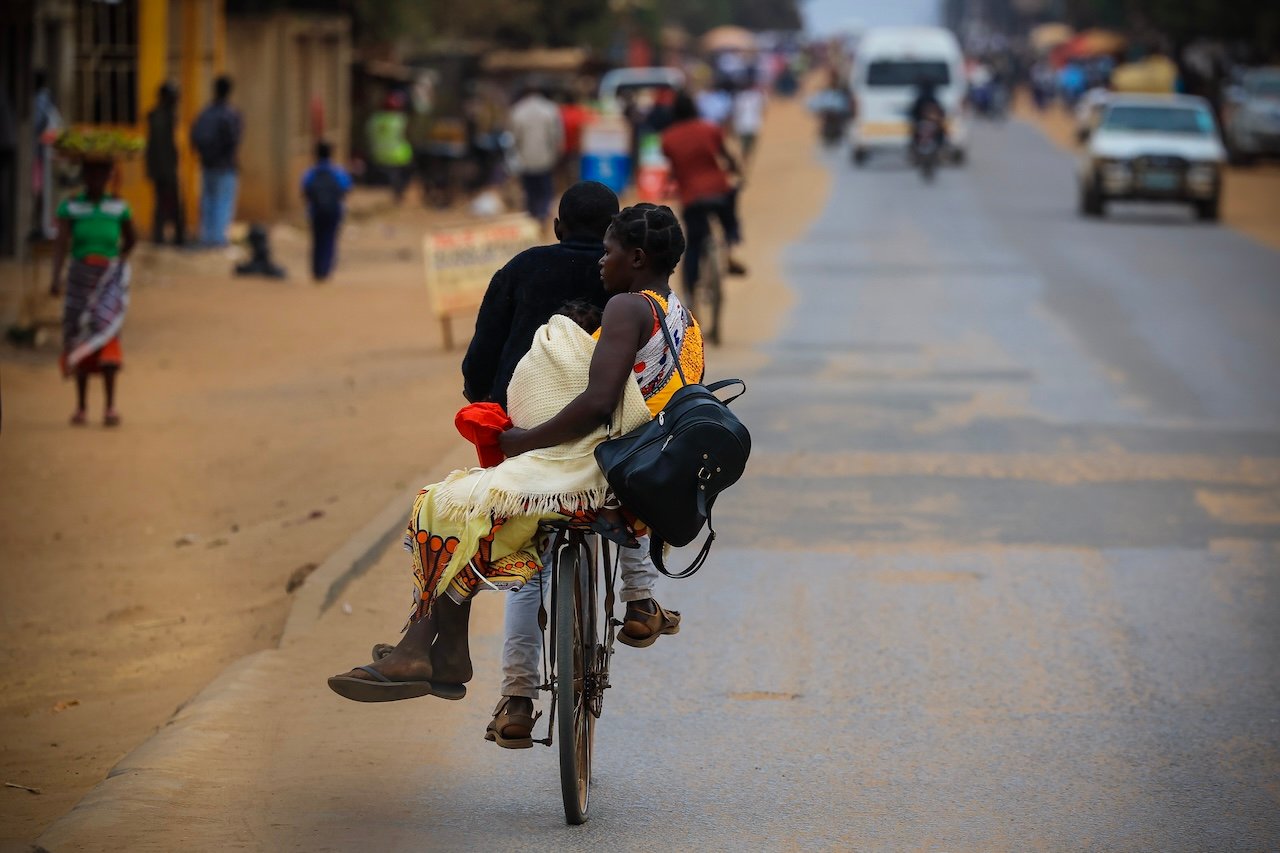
{"left": 695, "top": 83, "right": 734, "bottom": 127}
{"left": 191, "top": 75, "right": 242, "bottom": 247}
{"left": 366, "top": 91, "right": 412, "bottom": 204}
{"left": 408, "top": 75, "right": 442, "bottom": 207}
{"left": 509, "top": 86, "right": 562, "bottom": 225}
{"left": 731, "top": 79, "right": 766, "bottom": 166}
{"left": 301, "top": 140, "right": 352, "bottom": 282}
{"left": 145, "top": 81, "right": 184, "bottom": 245}
{"left": 33, "top": 69, "right": 64, "bottom": 239}
{"left": 556, "top": 90, "right": 591, "bottom": 188}
{"left": 48, "top": 154, "right": 136, "bottom": 427}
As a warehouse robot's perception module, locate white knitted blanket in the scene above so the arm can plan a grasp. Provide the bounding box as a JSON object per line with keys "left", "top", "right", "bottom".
{"left": 433, "top": 315, "right": 651, "bottom": 522}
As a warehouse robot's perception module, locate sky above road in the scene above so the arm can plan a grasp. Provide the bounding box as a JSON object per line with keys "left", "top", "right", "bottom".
{"left": 803, "top": 0, "right": 942, "bottom": 35}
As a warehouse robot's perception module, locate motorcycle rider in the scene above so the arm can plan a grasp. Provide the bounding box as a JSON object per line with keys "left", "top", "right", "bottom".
{"left": 808, "top": 69, "right": 853, "bottom": 147}
{"left": 908, "top": 81, "right": 947, "bottom": 150}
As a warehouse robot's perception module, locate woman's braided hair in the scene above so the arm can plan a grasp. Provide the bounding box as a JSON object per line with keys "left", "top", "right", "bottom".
{"left": 609, "top": 203, "right": 686, "bottom": 274}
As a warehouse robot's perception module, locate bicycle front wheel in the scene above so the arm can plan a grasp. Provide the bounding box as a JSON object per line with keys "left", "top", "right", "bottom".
{"left": 556, "top": 541, "right": 594, "bottom": 824}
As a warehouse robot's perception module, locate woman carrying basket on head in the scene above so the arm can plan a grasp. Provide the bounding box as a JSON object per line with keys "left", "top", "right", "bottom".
{"left": 327, "top": 203, "right": 704, "bottom": 703}
{"left": 49, "top": 140, "right": 138, "bottom": 427}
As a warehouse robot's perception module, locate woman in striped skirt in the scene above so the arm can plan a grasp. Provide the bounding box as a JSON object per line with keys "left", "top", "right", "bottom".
{"left": 49, "top": 158, "right": 136, "bottom": 427}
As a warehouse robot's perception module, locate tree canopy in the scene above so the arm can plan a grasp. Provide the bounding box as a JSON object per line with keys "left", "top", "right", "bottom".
{"left": 226, "top": 0, "right": 806, "bottom": 50}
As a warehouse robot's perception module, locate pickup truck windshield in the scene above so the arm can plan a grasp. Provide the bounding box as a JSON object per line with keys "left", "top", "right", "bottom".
{"left": 865, "top": 60, "right": 950, "bottom": 87}
{"left": 1245, "top": 74, "right": 1280, "bottom": 96}
{"left": 1101, "top": 105, "right": 1213, "bottom": 135}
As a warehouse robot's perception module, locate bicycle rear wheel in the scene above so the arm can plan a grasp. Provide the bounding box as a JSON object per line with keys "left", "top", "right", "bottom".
{"left": 555, "top": 541, "right": 595, "bottom": 824}
{"left": 697, "top": 229, "right": 724, "bottom": 346}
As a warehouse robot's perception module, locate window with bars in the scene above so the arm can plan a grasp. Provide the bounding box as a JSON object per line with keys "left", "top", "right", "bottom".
{"left": 75, "top": 0, "right": 139, "bottom": 125}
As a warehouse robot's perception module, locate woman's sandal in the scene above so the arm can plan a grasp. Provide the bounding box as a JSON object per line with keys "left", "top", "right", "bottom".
{"left": 70, "top": 410, "right": 87, "bottom": 427}
{"left": 327, "top": 665, "right": 466, "bottom": 703}
{"left": 103, "top": 409, "right": 121, "bottom": 427}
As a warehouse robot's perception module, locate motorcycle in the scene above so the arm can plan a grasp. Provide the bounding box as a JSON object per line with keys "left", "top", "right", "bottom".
{"left": 809, "top": 88, "right": 851, "bottom": 149}
{"left": 911, "top": 116, "right": 943, "bottom": 183}
{"left": 819, "top": 109, "right": 847, "bottom": 147}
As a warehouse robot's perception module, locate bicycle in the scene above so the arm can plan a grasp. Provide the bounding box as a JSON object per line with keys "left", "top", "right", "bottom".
{"left": 692, "top": 215, "right": 726, "bottom": 347}
{"left": 530, "top": 520, "right": 620, "bottom": 824}
{"left": 682, "top": 195, "right": 730, "bottom": 347}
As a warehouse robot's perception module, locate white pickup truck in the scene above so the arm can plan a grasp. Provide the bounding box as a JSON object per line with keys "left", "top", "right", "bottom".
{"left": 1079, "top": 94, "right": 1227, "bottom": 221}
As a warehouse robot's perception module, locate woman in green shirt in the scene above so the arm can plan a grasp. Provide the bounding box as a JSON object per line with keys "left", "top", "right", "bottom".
{"left": 49, "top": 158, "right": 136, "bottom": 427}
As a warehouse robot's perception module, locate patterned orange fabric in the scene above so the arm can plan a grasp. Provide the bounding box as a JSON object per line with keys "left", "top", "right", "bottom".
{"left": 404, "top": 492, "right": 646, "bottom": 625}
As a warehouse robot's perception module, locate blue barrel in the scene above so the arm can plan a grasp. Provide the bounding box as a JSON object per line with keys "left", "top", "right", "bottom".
{"left": 580, "top": 151, "right": 632, "bottom": 195}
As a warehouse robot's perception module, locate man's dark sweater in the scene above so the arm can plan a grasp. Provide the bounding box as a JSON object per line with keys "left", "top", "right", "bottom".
{"left": 462, "top": 238, "right": 608, "bottom": 408}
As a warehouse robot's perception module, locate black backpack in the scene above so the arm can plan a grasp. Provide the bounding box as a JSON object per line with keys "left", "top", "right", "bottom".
{"left": 594, "top": 294, "right": 751, "bottom": 578}
{"left": 305, "top": 167, "right": 344, "bottom": 217}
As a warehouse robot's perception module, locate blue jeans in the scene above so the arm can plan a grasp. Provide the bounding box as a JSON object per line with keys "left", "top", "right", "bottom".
{"left": 519, "top": 171, "right": 554, "bottom": 220}
{"left": 309, "top": 209, "right": 342, "bottom": 280}
{"left": 500, "top": 537, "right": 659, "bottom": 700}
{"left": 199, "top": 167, "right": 239, "bottom": 246}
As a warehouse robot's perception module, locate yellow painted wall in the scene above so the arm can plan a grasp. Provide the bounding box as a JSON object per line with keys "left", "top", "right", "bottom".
{"left": 103, "top": 0, "right": 224, "bottom": 239}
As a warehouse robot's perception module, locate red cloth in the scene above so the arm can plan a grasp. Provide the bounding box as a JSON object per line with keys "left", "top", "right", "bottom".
{"left": 661, "top": 119, "right": 733, "bottom": 207}
{"left": 559, "top": 103, "right": 591, "bottom": 154}
{"left": 455, "top": 402, "right": 512, "bottom": 467}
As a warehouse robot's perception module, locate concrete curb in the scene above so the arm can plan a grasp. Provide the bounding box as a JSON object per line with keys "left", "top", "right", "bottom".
{"left": 279, "top": 489, "right": 413, "bottom": 644}
{"left": 281, "top": 456, "right": 467, "bottom": 643}
{"left": 36, "top": 455, "right": 471, "bottom": 847}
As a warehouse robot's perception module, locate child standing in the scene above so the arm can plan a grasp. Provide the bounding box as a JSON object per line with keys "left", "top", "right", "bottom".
{"left": 300, "top": 141, "right": 352, "bottom": 282}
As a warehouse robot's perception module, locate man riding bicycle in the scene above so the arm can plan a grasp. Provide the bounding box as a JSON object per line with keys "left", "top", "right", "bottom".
{"left": 661, "top": 91, "right": 748, "bottom": 303}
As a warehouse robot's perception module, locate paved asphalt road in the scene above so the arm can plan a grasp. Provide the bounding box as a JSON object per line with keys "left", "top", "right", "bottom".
{"left": 41, "top": 119, "right": 1280, "bottom": 852}
{"left": 375, "top": 121, "right": 1280, "bottom": 849}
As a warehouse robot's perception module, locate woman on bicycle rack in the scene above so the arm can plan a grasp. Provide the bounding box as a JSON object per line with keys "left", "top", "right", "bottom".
{"left": 328, "top": 204, "right": 705, "bottom": 704}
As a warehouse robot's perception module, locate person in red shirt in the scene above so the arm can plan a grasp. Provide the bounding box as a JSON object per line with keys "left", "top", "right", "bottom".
{"left": 660, "top": 91, "right": 747, "bottom": 310}
{"left": 557, "top": 91, "right": 591, "bottom": 187}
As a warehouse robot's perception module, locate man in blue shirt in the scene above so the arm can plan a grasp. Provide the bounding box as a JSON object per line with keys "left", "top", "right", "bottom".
{"left": 301, "top": 140, "right": 353, "bottom": 282}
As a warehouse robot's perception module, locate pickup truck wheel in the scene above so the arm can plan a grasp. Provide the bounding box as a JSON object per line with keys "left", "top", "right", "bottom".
{"left": 1195, "top": 195, "right": 1221, "bottom": 222}
{"left": 1079, "top": 181, "right": 1104, "bottom": 218}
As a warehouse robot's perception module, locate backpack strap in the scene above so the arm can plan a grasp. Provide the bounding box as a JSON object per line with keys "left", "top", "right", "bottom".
{"left": 706, "top": 378, "right": 746, "bottom": 404}
{"left": 642, "top": 292, "right": 688, "bottom": 386}
{"left": 649, "top": 515, "right": 717, "bottom": 579}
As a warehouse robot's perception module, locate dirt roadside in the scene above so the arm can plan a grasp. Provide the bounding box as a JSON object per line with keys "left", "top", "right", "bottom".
{"left": 1012, "top": 91, "right": 1280, "bottom": 250}
{"left": 0, "top": 92, "right": 830, "bottom": 842}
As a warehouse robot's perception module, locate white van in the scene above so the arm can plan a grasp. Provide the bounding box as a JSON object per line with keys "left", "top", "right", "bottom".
{"left": 850, "top": 26, "right": 967, "bottom": 166}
